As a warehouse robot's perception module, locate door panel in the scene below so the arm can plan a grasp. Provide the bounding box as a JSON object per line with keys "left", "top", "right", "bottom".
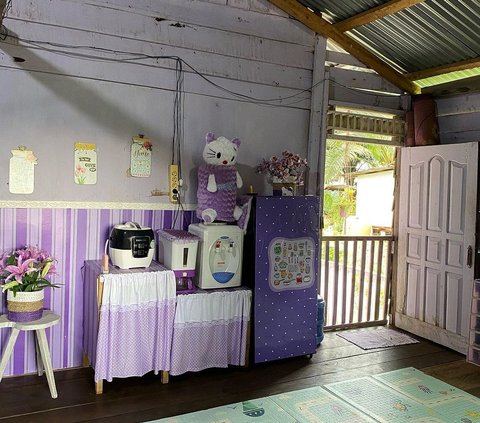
{"left": 396, "top": 142, "right": 478, "bottom": 354}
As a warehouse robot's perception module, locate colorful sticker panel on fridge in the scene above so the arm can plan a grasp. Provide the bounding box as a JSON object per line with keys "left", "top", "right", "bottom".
{"left": 250, "top": 196, "right": 319, "bottom": 364}
{"left": 269, "top": 237, "right": 315, "bottom": 291}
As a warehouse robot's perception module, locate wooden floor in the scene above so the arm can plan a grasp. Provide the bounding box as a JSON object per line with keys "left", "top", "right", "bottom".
{"left": 1, "top": 328, "right": 479, "bottom": 423}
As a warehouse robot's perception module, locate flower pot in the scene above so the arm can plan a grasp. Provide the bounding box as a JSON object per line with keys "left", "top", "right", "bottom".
{"left": 272, "top": 182, "right": 297, "bottom": 197}
{"left": 7, "top": 290, "right": 44, "bottom": 322}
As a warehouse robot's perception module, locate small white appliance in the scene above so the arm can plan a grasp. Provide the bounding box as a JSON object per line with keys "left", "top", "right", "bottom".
{"left": 188, "top": 223, "right": 243, "bottom": 289}
{"left": 157, "top": 229, "right": 199, "bottom": 293}
{"left": 109, "top": 222, "right": 155, "bottom": 269}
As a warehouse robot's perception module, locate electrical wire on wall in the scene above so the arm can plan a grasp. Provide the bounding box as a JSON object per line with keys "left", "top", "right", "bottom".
{"left": 172, "top": 57, "right": 184, "bottom": 175}
{"left": 170, "top": 56, "right": 185, "bottom": 229}
{"left": 0, "top": 28, "right": 402, "bottom": 230}
{"left": 0, "top": 31, "right": 400, "bottom": 107}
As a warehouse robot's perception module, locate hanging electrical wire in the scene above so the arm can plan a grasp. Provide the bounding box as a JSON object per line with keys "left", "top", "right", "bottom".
{"left": 0, "top": 30, "right": 403, "bottom": 106}
{"left": 171, "top": 186, "right": 192, "bottom": 230}
{"left": 0, "top": 23, "right": 405, "bottom": 229}
{"left": 0, "top": 33, "right": 315, "bottom": 105}
{"left": 172, "top": 56, "right": 184, "bottom": 178}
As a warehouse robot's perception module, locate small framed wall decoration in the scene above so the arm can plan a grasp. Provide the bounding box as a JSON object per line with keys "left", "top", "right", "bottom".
{"left": 9, "top": 146, "right": 37, "bottom": 194}
{"left": 130, "top": 136, "right": 152, "bottom": 178}
{"left": 74, "top": 142, "right": 97, "bottom": 185}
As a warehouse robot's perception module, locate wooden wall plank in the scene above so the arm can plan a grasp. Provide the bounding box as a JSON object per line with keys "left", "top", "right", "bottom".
{"left": 326, "top": 50, "right": 372, "bottom": 70}
{"left": 0, "top": 37, "right": 312, "bottom": 91}
{"left": 330, "top": 67, "right": 402, "bottom": 94}
{"left": 435, "top": 91, "right": 480, "bottom": 144}
{"left": 438, "top": 112, "right": 480, "bottom": 144}
{"left": 0, "top": 62, "right": 311, "bottom": 112}
{"left": 52, "top": 0, "right": 315, "bottom": 45}
{"left": 329, "top": 84, "right": 404, "bottom": 110}
{"left": 438, "top": 130, "right": 480, "bottom": 144}
{"left": 5, "top": 7, "right": 314, "bottom": 70}
{"left": 0, "top": 69, "right": 310, "bottom": 203}
{"left": 436, "top": 92, "right": 480, "bottom": 117}
{"left": 0, "top": 0, "right": 314, "bottom": 205}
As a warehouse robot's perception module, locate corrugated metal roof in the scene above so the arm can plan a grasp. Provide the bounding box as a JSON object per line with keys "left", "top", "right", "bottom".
{"left": 297, "top": 0, "right": 480, "bottom": 77}
{"left": 299, "top": 0, "right": 389, "bottom": 21}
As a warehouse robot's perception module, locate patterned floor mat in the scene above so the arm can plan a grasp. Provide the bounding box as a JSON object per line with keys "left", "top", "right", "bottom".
{"left": 154, "top": 367, "right": 480, "bottom": 422}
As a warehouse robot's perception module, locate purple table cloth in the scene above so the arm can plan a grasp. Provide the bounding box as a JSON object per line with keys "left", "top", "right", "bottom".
{"left": 83, "top": 261, "right": 176, "bottom": 382}
{"left": 170, "top": 287, "right": 251, "bottom": 376}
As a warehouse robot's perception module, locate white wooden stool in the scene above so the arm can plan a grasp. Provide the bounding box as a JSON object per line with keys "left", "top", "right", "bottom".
{"left": 0, "top": 311, "right": 60, "bottom": 398}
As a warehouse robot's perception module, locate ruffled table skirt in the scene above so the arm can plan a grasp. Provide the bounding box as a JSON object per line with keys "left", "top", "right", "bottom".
{"left": 170, "top": 288, "right": 251, "bottom": 376}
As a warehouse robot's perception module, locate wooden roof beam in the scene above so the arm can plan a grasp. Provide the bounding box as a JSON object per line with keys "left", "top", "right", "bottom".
{"left": 334, "top": 0, "right": 425, "bottom": 32}
{"left": 269, "top": 0, "right": 421, "bottom": 94}
{"left": 405, "top": 57, "right": 480, "bottom": 81}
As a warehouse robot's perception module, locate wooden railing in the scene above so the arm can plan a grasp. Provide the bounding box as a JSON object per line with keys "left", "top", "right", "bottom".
{"left": 319, "top": 236, "right": 394, "bottom": 329}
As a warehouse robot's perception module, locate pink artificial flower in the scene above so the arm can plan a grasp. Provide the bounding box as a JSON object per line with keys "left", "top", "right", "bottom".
{"left": 4, "top": 256, "right": 36, "bottom": 283}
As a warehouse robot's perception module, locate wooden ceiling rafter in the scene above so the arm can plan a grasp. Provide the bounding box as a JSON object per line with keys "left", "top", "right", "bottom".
{"left": 334, "top": 0, "right": 426, "bottom": 32}
{"left": 269, "top": 0, "right": 421, "bottom": 94}
{"left": 405, "top": 57, "right": 480, "bottom": 81}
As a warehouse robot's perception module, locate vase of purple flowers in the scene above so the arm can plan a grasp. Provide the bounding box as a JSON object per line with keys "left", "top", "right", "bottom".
{"left": 0, "top": 245, "right": 58, "bottom": 322}
{"left": 256, "top": 150, "right": 307, "bottom": 196}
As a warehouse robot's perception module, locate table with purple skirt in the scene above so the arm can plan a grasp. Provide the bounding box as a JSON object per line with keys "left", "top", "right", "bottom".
{"left": 82, "top": 260, "right": 251, "bottom": 393}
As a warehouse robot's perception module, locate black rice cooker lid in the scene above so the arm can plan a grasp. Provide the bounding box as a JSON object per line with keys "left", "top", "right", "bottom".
{"left": 109, "top": 222, "right": 154, "bottom": 250}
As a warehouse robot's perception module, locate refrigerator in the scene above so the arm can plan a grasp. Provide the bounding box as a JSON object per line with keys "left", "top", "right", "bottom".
{"left": 244, "top": 195, "right": 319, "bottom": 363}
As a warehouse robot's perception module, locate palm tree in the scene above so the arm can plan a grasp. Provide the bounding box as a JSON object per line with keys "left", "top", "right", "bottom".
{"left": 324, "top": 140, "right": 396, "bottom": 234}
{"left": 363, "top": 144, "right": 396, "bottom": 167}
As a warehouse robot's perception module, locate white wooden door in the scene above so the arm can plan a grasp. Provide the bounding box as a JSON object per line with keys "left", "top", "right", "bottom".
{"left": 396, "top": 142, "right": 478, "bottom": 354}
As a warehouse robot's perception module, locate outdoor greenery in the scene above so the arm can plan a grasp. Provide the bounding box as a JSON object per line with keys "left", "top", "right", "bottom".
{"left": 324, "top": 140, "right": 396, "bottom": 235}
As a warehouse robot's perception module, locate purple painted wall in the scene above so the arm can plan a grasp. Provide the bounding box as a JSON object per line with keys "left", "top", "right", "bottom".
{"left": 0, "top": 207, "right": 194, "bottom": 377}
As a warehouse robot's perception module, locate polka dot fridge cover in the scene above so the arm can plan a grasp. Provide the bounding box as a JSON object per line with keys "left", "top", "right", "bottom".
{"left": 247, "top": 196, "right": 319, "bottom": 364}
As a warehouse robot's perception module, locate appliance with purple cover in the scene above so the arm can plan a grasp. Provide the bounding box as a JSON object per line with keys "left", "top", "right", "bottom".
{"left": 157, "top": 229, "right": 199, "bottom": 294}
{"left": 243, "top": 196, "right": 319, "bottom": 363}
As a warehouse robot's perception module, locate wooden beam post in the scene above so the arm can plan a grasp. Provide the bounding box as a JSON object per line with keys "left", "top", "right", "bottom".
{"left": 269, "top": 0, "right": 421, "bottom": 95}
{"left": 306, "top": 35, "right": 327, "bottom": 197}
{"left": 334, "top": 0, "right": 425, "bottom": 32}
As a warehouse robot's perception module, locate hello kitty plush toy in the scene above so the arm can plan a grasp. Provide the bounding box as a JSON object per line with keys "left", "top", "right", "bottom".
{"left": 196, "top": 132, "right": 245, "bottom": 224}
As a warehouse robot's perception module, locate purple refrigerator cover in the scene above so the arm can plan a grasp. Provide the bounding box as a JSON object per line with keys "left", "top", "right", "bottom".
{"left": 253, "top": 196, "right": 319, "bottom": 363}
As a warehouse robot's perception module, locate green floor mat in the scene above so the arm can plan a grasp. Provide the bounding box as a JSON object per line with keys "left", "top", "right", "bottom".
{"left": 325, "top": 375, "right": 445, "bottom": 422}
{"left": 373, "top": 367, "right": 470, "bottom": 405}
{"left": 157, "top": 397, "right": 297, "bottom": 423}
{"left": 269, "top": 386, "right": 375, "bottom": 422}
{"left": 154, "top": 368, "right": 480, "bottom": 423}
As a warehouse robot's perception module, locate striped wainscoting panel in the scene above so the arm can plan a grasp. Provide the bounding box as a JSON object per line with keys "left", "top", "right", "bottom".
{"left": 0, "top": 207, "right": 195, "bottom": 377}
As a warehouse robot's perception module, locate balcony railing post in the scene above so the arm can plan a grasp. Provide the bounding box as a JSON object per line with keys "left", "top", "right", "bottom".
{"left": 320, "top": 235, "right": 394, "bottom": 329}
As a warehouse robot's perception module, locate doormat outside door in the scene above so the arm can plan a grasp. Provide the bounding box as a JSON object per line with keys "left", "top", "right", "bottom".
{"left": 336, "top": 327, "right": 419, "bottom": 349}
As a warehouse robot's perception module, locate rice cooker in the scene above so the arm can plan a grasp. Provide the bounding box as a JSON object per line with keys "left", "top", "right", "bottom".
{"left": 109, "top": 222, "right": 155, "bottom": 269}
